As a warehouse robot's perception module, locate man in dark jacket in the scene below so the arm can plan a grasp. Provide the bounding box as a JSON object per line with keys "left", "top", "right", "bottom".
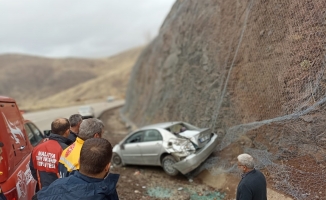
{"left": 236, "top": 153, "right": 267, "bottom": 200}
{"left": 29, "top": 118, "right": 71, "bottom": 190}
{"left": 35, "top": 138, "right": 119, "bottom": 200}
{"left": 67, "top": 114, "right": 83, "bottom": 142}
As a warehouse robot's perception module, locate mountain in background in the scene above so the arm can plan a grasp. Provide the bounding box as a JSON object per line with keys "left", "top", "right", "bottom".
{"left": 0, "top": 46, "right": 143, "bottom": 110}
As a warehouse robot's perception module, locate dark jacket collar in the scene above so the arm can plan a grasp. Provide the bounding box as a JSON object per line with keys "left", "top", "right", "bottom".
{"left": 49, "top": 133, "right": 72, "bottom": 145}
{"left": 67, "top": 130, "right": 78, "bottom": 143}
{"left": 70, "top": 130, "right": 77, "bottom": 136}
{"left": 36, "top": 171, "right": 120, "bottom": 200}
{"left": 74, "top": 171, "right": 119, "bottom": 194}
{"left": 241, "top": 168, "right": 256, "bottom": 179}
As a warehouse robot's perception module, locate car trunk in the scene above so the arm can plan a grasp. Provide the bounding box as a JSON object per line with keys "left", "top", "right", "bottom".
{"left": 178, "top": 128, "right": 212, "bottom": 149}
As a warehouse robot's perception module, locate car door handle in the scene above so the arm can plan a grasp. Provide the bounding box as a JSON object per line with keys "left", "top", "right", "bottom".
{"left": 19, "top": 146, "right": 25, "bottom": 151}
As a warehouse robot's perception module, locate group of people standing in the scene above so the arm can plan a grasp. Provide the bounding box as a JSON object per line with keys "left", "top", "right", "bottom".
{"left": 0, "top": 114, "right": 267, "bottom": 200}
{"left": 29, "top": 114, "right": 119, "bottom": 200}
{"left": 0, "top": 136, "right": 118, "bottom": 200}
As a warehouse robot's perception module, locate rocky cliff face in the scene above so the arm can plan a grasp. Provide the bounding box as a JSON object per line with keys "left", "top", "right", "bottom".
{"left": 123, "top": 0, "right": 326, "bottom": 198}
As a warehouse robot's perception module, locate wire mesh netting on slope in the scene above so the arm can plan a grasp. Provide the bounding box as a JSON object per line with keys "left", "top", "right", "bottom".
{"left": 124, "top": 0, "right": 326, "bottom": 199}
{"left": 203, "top": 0, "right": 326, "bottom": 199}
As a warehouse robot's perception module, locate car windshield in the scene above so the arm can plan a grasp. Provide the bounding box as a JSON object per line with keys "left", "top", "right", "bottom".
{"left": 79, "top": 107, "right": 91, "bottom": 111}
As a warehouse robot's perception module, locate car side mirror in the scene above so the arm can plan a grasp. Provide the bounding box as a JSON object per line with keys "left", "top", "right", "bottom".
{"left": 120, "top": 144, "right": 125, "bottom": 150}
{"left": 43, "top": 130, "right": 51, "bottom": 137}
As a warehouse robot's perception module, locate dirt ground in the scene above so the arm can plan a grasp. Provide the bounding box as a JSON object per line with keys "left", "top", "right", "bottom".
{"left": 99, "top": 107, "right": 293, "bottom": 200}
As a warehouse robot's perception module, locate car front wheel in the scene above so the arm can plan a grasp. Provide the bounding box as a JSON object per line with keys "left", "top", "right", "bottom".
{"left": 162, "top": 155, "right": 179, "bottom": 176}
{"left": 112, "top": 153, "right": 124, "bottom": 167}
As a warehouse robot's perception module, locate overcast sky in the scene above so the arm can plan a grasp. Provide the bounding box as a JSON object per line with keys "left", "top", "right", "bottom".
{"left": 0, "top": 0, "right": 175, "bottom": 58}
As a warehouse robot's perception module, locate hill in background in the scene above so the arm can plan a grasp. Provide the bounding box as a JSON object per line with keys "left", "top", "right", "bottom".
{"left": 0, "top": 46, "right": 143, "bottom": 110}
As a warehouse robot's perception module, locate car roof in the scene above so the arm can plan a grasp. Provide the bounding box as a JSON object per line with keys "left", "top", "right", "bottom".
{"left": 24, "top": 119, "right": 31, "bottom": 123}
{"left": 140, "top": 121, "right": 183, "bottom": 130}
{"left": 0, "top": 96, "right": 15, "bottom": 103}
{"left": 79, "top": 106, "right": 92, "bottom": 109}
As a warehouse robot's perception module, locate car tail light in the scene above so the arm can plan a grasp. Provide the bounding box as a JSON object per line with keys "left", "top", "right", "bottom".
{"left": 4, "top": 188, "right": 18, "bottom": 200}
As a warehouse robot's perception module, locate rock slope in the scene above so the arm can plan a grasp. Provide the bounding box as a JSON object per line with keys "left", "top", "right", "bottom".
{"left": 123, "top": 0, "right": 326, "bottom": 199}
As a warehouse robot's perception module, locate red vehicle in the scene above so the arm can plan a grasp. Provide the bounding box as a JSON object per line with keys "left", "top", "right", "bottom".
{"left": 0, "top": 96, "right": 45, "bottom": 200}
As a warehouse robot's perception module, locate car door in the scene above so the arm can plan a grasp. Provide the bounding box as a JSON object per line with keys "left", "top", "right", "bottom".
{"left": 1, "top": 103, "right": 31, "bottom": 167}
{"left": 120, "top": 131, "right": 144, "bottom": 165}
{"left": 140, "top": 129, "right": 163, "bottom": 165}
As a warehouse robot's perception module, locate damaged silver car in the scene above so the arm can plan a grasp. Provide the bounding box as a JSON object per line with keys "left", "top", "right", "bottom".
{"left": 112, "top": 121, "right": 219, "bottom": 176}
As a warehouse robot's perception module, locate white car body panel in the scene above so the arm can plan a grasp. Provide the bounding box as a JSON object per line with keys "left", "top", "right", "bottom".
{"left": 113, "top": 121, "right": 218, "bottom": 175}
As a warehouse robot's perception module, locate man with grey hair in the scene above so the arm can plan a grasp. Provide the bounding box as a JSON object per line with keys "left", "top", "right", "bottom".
{"left": 236, "top": 153, "right": 267, "bottom": 200}
{"left": 67, "top": 114, "right": 83, "bottom": 142}
{"left": 58, "top": 118, "right": 104, "bottom": 178}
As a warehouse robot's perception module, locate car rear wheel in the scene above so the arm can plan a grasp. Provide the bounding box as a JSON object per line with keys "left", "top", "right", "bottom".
{"left": 112, "top": 153, "right": 123, "bottom": 167}
{"left": 162, "top": 155, "right": 179, "bottom": 176}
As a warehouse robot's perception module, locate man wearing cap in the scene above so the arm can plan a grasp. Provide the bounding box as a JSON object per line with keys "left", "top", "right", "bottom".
{"left": 0, "top": 142, "right": 7, "bottom": 200}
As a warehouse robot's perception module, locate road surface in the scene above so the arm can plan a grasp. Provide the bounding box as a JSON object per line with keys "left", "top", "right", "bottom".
{"left": 23, "top": 100, "right": 124, "bottom": 131}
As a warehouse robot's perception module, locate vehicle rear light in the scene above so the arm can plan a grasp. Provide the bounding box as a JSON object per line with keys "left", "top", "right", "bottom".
{"left": 4, "top": 187, "right": 18, "bottom": 200}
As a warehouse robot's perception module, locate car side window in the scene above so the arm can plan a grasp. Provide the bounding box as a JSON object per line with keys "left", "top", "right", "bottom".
{"left": 125, "top": 132, "right": 144, "bottom": 144}
{"left": 25, "top": 124, "right": 38, "bottom": 146}
{"left": 27, "top": 123, "right": 44, "bottom": 146}
{"left": 143, "top": 130, "right": 162, "bottom": 142}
